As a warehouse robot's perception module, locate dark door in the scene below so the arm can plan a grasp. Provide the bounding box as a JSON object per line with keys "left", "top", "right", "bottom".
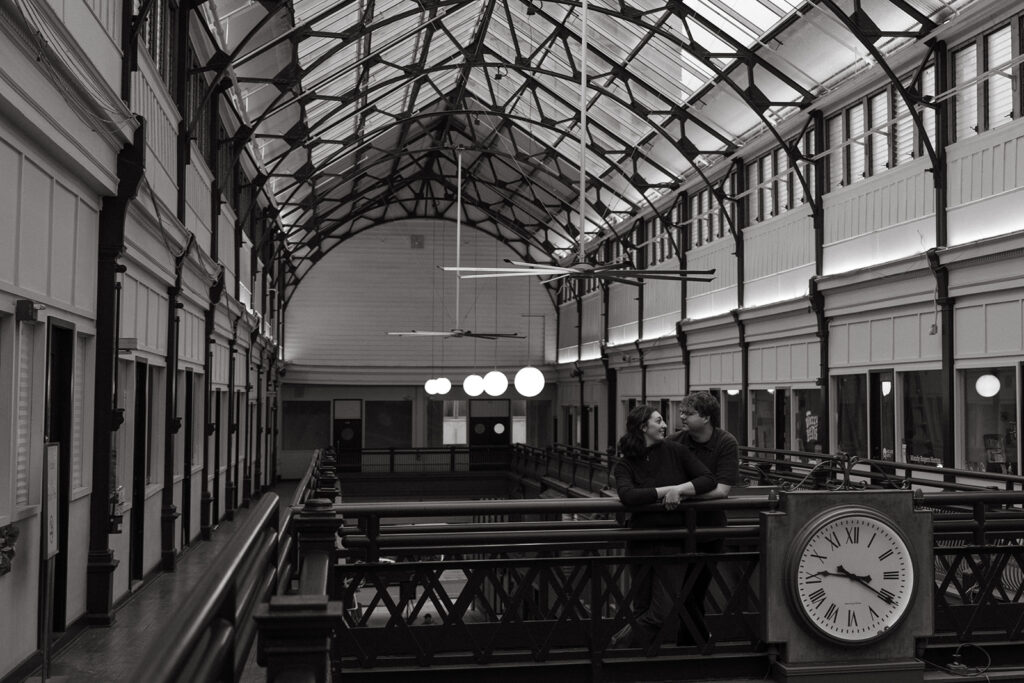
{"left": 333, "top": 399, "right": 362, "bottom": 471}
{"left": 130, "top": 361, "right": 148, "bottom": 583}
{"left": 181, "top": 370, "right": 193, "bottom": 546}
{"left": 774, "top": 388, "right": 791, "bottom": 472}
{"left": 43, "top": 323, "right": 74, "bottom": 634}
{"left": 469, "top": 399, "right": 511, "bottom": 447}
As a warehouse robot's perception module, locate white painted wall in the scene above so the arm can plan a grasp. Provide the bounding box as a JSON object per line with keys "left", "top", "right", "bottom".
{"left": 285, "top": 221, "right": 556, "bottom": 376}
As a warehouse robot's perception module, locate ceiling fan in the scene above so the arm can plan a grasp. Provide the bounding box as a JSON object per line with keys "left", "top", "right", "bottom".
{"left": 387, "top": 148, "right": 525, "bottom": 341}
{"left": 441, "top": 0, "right": 715, "bottom": 287}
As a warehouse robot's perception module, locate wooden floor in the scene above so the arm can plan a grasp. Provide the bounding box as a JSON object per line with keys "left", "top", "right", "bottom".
{"left": 29, "top": 483, "right": 297, "bottom": 683}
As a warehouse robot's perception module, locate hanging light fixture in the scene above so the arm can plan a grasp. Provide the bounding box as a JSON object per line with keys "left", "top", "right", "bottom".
{"left": 881, "top": 380, "right": 893, "bottom": 397}
{"left": 463, "top": 373, "right": 484, "bottom": 396}
{"left": 514, "top": 366, "right": 545, "bottom": 397}
{"left": 483, "top": 370, "right": 508, "bottom": 396}
{"left": 424, "top": 378, "right": 438, "bottom": 394}
{"left": 726, "top": 389, "right": 739, "bottom": 396}
{"left": 976, "top": 373, "right": 1001, "bottom": 398}
{"left": 435, "top": 377, "right": 452, "bottom": 395}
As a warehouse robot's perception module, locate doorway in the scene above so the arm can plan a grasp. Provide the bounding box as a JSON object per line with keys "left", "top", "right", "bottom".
{"left": 181, "top": 370, "right": 193, "bottom": 546}
{"left": 130, "top": 361, "right": 148, "bottom": 583}
{"left": 42, "top": 322, "right": 74, "bottom": 635}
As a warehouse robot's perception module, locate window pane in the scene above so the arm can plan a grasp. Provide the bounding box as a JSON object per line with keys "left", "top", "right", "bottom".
{"left": 963, "top": 368, "right": 1017, "bottom": 474}
{"left": 920, "top": 65, "right": 937, "bottom": 152}
{"left": 901, "top": 370, "right": 944, "bottom": 467}
{"left": 953, "top": 46, "right": 978, "bottom": 141}
{"left": 827, "top": 114, "right": 844, "bottom": 191}
{"left": 869, "top": 92, "right": 890, "bottom": 174}
{"left": 750, "top": 389, "right": 775, "bottom": 450}
{"left": 795, "top": 389, "right": 824, "bottom": 454}
{"left": 836, "top": 375, "right": 867, "bottom": 459}
{"left": 893, "top": 87, "right": 914, "bottom": 164}
{"left": 985, "top": 27, "right": 1013, "bottom": 130}
{"left": 848, "top": 102, "right": 866, "bottom": 183}
{"left": 722, "top": 390, "right": 742, "bottom": 435}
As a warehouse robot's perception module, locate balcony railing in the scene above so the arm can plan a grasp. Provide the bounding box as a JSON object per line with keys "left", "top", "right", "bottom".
{"left": 252, "top": 448, "right": 1024, "bottom": 681}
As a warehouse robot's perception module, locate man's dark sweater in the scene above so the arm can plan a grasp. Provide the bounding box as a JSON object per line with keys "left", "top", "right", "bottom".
{"left": 613, "top": 440, "right": 716, "bottom": 529}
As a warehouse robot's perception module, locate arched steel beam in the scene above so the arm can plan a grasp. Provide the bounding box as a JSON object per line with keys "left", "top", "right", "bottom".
{"left": 297, "top": 160, "right": 561, "bottom": 258}
{"left": 288, "top": 145, "right": 587, "bottom": 250}
{"left": 269, "top": 108, "right": 643, "bottom": 233}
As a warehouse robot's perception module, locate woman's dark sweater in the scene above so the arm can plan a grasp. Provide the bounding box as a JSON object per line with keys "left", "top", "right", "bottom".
{"left": 613, "top": 439, "right": 716, "bottom": 529}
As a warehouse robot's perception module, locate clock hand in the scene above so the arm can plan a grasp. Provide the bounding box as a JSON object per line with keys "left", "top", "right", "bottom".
{"left": 836, "top": 565, "right": 872, "bottom": 582}
{"left": 834, "top": 567, "right": 894, "bottom": 604}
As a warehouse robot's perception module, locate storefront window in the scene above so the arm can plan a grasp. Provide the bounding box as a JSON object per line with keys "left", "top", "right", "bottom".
{"left": 795, "top": 389, "right": 823, "bottom": 455}
{"left": 836, "top": 375, "right": 867, "bottom": 459}
{"left": 902, "top": 370, "right": 944, "bottom": 467}
{"left": 963, "top": 368, "right": 1018, "bottom": 474}
{"left": 870, "top": 371, "right": 896, "bottom": 461}
{"left": 723, "top": 390, "right": 742, "bottom": 435}
{"left": 750, "top": 389, "right": 775, "bottom": 451}
{"left": 443, "top": 399, "right": 467, "bottom": 444}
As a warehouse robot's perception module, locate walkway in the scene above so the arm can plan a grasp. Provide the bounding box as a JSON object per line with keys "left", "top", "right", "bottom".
{"left": 27, "top": 483, "right": 296, "bottom": 683}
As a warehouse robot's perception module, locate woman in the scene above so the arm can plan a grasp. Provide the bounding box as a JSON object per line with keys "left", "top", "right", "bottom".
{"left": 610, "top": 404, "right": 716, "bottom": 649}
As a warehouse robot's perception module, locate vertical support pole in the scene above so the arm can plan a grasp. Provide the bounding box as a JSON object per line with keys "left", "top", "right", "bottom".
{"left": 243, "top": 335, "right": 253, "bottom": 505}
{"left": 225, "top": 329, "right": 237, "bottom": 519}
{"left": 731, "top": 158, "right": 748, "bottom": 447}
{"left": 88, "top": 120, "right": 146, "bottom": 623}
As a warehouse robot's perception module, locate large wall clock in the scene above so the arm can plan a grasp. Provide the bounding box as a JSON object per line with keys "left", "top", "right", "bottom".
{"left": 790, "top": 506, "right": 915, "bottom": 645}
{"left": 761, "top": 490, "right": 933, "bottom": 682}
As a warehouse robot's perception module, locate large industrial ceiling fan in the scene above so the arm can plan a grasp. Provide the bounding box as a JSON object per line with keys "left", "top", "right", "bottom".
{"left": 443, "top": 0, "right": 715, "bottom": 288}
{"left": 388, "top": 148, "right": 525, "bottom": 341}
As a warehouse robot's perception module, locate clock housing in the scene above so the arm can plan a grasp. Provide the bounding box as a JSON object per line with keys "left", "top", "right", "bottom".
{"left": 788, "top": 507, "right": 915, "bottom": 645}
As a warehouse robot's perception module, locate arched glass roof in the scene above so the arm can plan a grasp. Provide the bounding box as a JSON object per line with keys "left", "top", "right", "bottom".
{"left": 202, "top": 0, "right": 967, "bottom": 289}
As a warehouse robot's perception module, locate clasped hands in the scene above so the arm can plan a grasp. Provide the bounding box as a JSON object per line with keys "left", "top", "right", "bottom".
{"left": 662, "top": 484, "right": 691, "bottom": 510}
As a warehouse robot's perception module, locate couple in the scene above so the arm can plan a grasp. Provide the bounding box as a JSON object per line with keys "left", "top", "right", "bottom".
{"left": 610, "top": 391, "right": 739, "bottom": 650}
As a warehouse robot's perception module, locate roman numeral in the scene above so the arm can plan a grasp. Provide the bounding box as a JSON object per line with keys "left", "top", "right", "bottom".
{"left": 809, "top": 588, "right": 827, "bottom": 607}
{"left": 845, "top": 527, "right": 859, "bottom": 544}
{"left": 879, "top": 588, "right": 896, "bottom": 604}
{"left": 867, "top": 532, "right": 876, "bottom": 548}
{"left": 825, "top": 532, "right": 841, "bottom": 549}
{"left": 825, "top": 603, "right": 838, "bottom": 622}
{"left": 848, "top": 610, "right": 858, "bottom": 627}
{"left": 869, "top": 605, "right": 880, "bottom": 619}
{"left": 884, "top": 571, "right": 899, "bottom": 580}
{"left": 878, "top": 549, "right": 893, "bottom": 561}
{"left": 804, "top": 572, "right": 823, "bottom": 584}
{"left": 810, "top": 552, "right": 827, "bottom": 562}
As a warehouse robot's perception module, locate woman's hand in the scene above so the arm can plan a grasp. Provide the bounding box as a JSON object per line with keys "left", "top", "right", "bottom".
{"left": 663, "top": 484, "right": 685, "bottom": 509}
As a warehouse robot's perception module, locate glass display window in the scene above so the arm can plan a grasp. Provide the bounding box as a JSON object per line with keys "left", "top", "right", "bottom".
{"left": 835, "top": 374, "right": 868, "bottom": 459}
{"left": 962, "top": 368, "right": 1018, "bottom": 474}
{"left": 901, "top": 370, "right": 944, "bottom": 467}
{"left": 750, "top": 389, "right": 775, "bottom": 451}
{"left": 794, "top": 389, "right": 824, "bottom": 456}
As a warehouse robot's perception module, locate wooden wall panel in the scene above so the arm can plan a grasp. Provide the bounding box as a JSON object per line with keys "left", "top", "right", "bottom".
{"left": 0, "top": 138, "right": 18, "bottom": 281}
{"left": 955, "top": 297, "right": 1024, "bottom": 359}
{"left": 686, "top": 239, "right": 738, "bottom": 319}
{"left": 131, "top": 59, "right": 179, "bottom": 207}
{"left": 18, "top": 159, "right": 52, "bottom": 296}
{"left": 689, "top": 349, "right": 741, "bottom": 387}
{"left": 947, "top": 118, "right": 1024, "bottom": 245}
{"left": 185, "top": 157, "right": 213, "bottom": 254}
{"left": 580, "top": 293, "right": 602, "bottom": 350}
{"left": 0, "top": 129, "right": 101, "bottom": 314}
{"left": 607, "top": 283, "right": 637, "bottom": 345}
{"left": 643, "top": 277, "right": 680, "bottom": 340}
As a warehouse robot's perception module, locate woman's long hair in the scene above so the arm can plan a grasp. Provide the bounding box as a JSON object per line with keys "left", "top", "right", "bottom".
{"left": 618, "top": 404, "right": 656, "bottom": 459}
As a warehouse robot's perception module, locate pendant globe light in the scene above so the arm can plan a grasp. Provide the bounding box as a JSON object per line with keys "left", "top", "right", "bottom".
{"left": 463, "top": 373, "right": 484, "bottom": 396}
{"left": 434, "top": 377, "right": 452, "bottom": 395}
{"left": 483, "top": 369, "right": 508, "bottom": 396}
{"left": 514, "top": 366, "right": 544, "bottom": 397}
{"left": 424, "top": 378, "right": 438, "bottom": 394}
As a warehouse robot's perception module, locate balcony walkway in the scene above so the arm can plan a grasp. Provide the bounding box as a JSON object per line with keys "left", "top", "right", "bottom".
{"left": 27, "top": 483, "right": 296, "bottom": 683}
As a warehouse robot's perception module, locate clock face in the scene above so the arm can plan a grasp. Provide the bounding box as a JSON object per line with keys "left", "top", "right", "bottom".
{"left": 791, "top": 509, "right": 915, "bottom": 644}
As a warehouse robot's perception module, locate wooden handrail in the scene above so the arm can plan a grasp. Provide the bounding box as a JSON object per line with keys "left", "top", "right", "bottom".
{"left": 131, "top": 494, "right": 280, "bottom": 683}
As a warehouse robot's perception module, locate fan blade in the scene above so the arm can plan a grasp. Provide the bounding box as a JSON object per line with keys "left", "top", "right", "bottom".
{"left": 503, "top": 259, "right": 576, "bottom": 272}
{"left": 387, "top": 331, "right": 455, "bottom": 336}
{"left": 464, "top": 332, "right": 525, "bottom": 339}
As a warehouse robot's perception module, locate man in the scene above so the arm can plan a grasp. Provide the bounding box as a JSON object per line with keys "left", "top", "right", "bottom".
{"left": 667, "top": 390, "right": 739, "bottom": 646}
